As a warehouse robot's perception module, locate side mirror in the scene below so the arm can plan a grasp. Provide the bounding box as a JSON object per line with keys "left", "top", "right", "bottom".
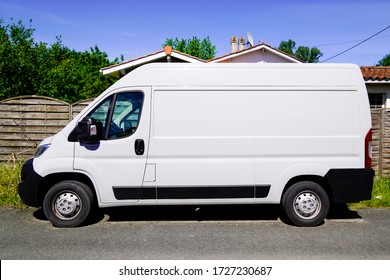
{"left": 68, "top": 117, "right": 102, "bottom": 143}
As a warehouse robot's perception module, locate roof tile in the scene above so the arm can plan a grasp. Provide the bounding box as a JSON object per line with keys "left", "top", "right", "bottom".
{"left": 360, "top": 66, "right": 390, "bottom": 81}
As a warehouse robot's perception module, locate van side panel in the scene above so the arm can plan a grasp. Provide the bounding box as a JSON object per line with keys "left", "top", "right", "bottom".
{"left": 147, "top": 90, "right": 256, "bottom": 203}
{"left": 145, "top": 87, "right": 368, "bottom": 204}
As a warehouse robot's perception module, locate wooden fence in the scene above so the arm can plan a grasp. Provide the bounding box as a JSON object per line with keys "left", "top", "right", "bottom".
{"left": 0, "top": 96, "right": 93, "bottom": 161}
{"left": 371, "top": 109, "right": 390, "bottom": 176}
{"left": 0, "top": 96, "right": 389, "bottom": 176}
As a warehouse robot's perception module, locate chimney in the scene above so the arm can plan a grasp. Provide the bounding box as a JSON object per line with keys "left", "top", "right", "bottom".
{"left": 230, "top": 36, "right": 238, "bottom": 53}
{"left": 164, "top": 46, "right": 172, "bottom": 62}
{"left": 238, "top": 36, "right": 246, "bottom": 50}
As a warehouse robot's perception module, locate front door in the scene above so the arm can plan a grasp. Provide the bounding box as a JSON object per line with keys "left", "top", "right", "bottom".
{"left": 73, "top": 87, "right": 151, "bottom": 206}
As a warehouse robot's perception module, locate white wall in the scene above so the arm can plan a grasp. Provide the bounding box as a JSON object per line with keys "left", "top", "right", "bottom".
{"left": 229, "top": 50, "right": 291, "bottom": 63}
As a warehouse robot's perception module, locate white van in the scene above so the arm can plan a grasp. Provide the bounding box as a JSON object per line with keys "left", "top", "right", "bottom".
{"left": 18, "top": 63, "right": 375, "bottom": 227}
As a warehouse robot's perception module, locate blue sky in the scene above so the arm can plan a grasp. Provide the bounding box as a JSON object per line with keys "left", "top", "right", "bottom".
{"left": 1, "top": 0, "right": 389, "bottom": 65}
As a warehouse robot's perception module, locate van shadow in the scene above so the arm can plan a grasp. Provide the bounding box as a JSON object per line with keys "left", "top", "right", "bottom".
{"left": 32, "top": 203, "right": 362, "bottom": 227}
{"left": 101, "top": 205, "right": 282, "bottom": 223}
{"left": 326, "top": 203, "right": 362, "bottom": 220}
{"left": 33, "top": 205, "right": 281, "bottom": 224}
{"left": 98, "top": 203, "right": 362, "bottom": 225}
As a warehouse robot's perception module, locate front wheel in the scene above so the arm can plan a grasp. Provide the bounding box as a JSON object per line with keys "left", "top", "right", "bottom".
{"left": 282, "top": 181, "right": 330, "bottom": 227}
{"left": 43, "top": 180, "right": 93, "bottom": 228}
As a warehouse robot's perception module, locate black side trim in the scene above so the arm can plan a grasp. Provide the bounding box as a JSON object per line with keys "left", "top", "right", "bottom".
{"left": 255, "top": 185, "right": 271, "bottom": 198}
{"left": 325, "top": 168, "right": 375, "bottom": 203}
{"left": 113, "top": 185, "right": 271, "bottom": 200}
{"left": 113, "top": 187, "right": 155, "bottom": 200}
{"left": 158, "top": 186, "right": 253, "bottom": 199}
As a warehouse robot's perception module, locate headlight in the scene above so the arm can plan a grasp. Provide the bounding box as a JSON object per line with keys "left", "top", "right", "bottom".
{"left": 34, "top": 144, "right": 51, "bottom": 158}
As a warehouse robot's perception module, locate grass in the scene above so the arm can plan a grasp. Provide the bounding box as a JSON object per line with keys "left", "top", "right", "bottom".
{"left": 0, "top": 160, "right": 25, "bottom": 207}
{"left": 349, "top": 176, "right": 390, "bottom": 209}
{"left": 0, "top": 161, "right": 389, "bottom": 208}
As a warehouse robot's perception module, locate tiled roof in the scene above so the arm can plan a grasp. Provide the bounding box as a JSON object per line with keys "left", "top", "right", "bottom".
{"left": 360, "top": 66, "right": 390, "bottom": 81}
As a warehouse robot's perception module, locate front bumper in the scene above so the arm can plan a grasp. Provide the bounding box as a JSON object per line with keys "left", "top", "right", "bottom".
{"left": 18, "top": 158, "right": 43, "bottom": 207}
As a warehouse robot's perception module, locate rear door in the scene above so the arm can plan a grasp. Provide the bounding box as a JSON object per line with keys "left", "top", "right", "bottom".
{"left": 73, "top": 87, "right": 152, "bottom": 206}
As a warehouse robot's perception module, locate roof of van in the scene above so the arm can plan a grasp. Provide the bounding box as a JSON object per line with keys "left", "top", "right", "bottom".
{"left": 111, "top": 63, "right": 364, "bottom": 89}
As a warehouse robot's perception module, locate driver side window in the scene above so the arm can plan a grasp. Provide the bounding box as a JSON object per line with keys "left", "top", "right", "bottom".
{"left": 89, "top": 92, "right": 144, "bottom": 140}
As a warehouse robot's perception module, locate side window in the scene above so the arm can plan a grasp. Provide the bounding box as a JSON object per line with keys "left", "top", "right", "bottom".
{"left": 88, "top": 92, "right": 144, "bottom": 140}
{"left": 368, "top": 93, "right": 384, "bottom": 109}
{"left": 108, "top": 92, "right": 143, "bottom": 139}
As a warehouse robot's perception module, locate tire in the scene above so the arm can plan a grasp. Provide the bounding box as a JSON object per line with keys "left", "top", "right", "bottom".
{"left": 282, "top": 181, "right": 330, "bottom": 227}
{"left": 43, "top": 180, "right": 94, "bottom": 228}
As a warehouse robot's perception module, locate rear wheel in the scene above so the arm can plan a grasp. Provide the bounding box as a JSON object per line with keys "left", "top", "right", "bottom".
{"left": 43, "top": 180, "right": 93, "bottom": 228}
{"left": 282, "top": 181, "right": 329, "bottom": 227}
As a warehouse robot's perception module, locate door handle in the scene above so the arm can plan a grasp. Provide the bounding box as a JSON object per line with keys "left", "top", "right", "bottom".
{"left": 134, "top": 139, "right": 145, "bottom": 155}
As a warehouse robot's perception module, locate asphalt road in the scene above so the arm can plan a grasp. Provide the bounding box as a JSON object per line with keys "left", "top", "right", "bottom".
{"left": 1, "top": 205, "right": 390, "bottom": 259}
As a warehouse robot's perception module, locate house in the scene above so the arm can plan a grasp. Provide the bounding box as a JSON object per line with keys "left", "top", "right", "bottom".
{"left": 101, "top": 38, "right": 303, "bottom": 78}
{"left": 208, "top": 39, "right": 303, "bottom": 63}
{"left": 101, "top": 40, "right": 389, "bottom": 107}
{"left": 100, "top": 36, "right": 390, "bottom": 109}
{"left": 360, "top": 66, "right": 390, "bottom": 109}
{"left": 100, "top": 37, "right": 390, "bottom": 110}
{"left": 101, "top": 46, "right": 205, "bottom": 79}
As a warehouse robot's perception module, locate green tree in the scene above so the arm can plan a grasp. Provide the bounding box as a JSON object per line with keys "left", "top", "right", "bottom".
{"left": 0, "top": 19, "right": 42, "bottom": 99}
{"left": 377, "top": 54, "right": 390, "bottom": 66}
{"left": 278, "top": 39, "right": 296, "bottom": 56}
{"left": 163, "top": 36, "right": 216, "bottom": 60}
{"left": 278, "top": 39, "right": 323, "bottom": 63}
{"left": 40, "top": 41, "right": 120, "bottom": 103}
{"left": 0, "top": 18, "right": 121, "bottom": 103}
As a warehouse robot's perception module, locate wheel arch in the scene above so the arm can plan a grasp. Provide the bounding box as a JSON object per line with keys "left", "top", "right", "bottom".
{"left": 282, "top": 175, "right": 333, "bottom": 202}
{"left": 37, "top": 172, "right": 97, "bottom": 207}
